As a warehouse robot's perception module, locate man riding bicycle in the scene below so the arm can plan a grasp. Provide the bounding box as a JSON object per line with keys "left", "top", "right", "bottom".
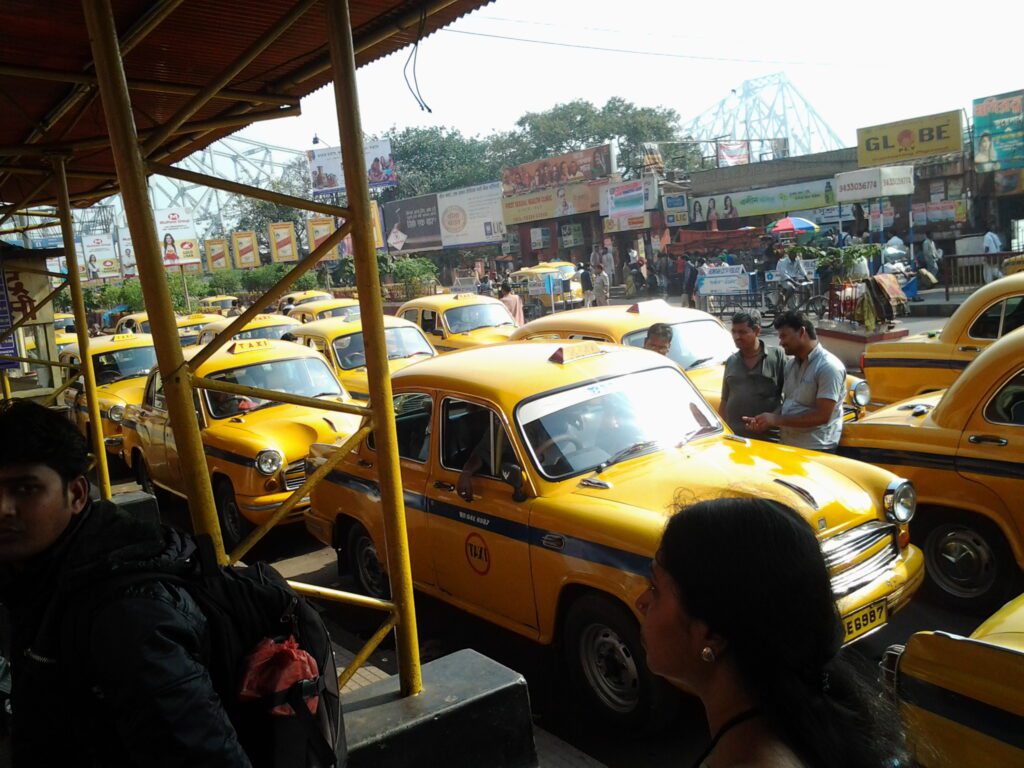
{"left": 775, "top": 249, "right": 811, "bottom": 308}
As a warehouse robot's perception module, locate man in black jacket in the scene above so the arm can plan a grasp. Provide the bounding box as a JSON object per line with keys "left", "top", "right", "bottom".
{"left": 0, "top": 400, "right": 250, "bottom": 767}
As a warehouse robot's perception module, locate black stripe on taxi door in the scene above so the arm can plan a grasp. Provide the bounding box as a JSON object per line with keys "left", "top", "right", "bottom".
{"left": 897, "top": 673, "right": 1024, "bottom": 751}
{"left": 862, "top": 358, "right": 971, "bottom": 370}
{"left": 839, "top": 447, "right": 1024, "bottom": 480}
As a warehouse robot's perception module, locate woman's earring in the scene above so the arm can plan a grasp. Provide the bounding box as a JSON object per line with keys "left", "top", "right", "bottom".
{"left": 701, "top": 647, "right": 716, "bottom": 663}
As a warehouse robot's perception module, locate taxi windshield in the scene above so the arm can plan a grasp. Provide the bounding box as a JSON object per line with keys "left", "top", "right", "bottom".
{"left": 332, "top": 327, "right": 433, "bottom": 370}
{"left": 231, "top": 324, "right": 295, "bottom": 341}
{"left": 54, "top": 317, "right": 75, "bottom": 331}
{"left": 622, "top": 320, "right": 733, "bottom": 370}
{"left": 178, "top": 332, "right": 200, "bottom": 347}
{"left": 203, "top": 357, "right": 342, "bottom": 418}
{"left": 444, "top": 304, "right": 515, "bottom": 333}
{"left": 320, "top": 305, "right": 361, "bottom": 321}
{"left": 516, "top": 366, "right": 720, "bottom": 480}
{"left": 206, "top": 299, "right": 234, "bottom": 309}
{"left": 139, "top": 321, "right": 151, "bottom": 333}
{"left": 92, "top": 346, "right": 157, "bottom": 384}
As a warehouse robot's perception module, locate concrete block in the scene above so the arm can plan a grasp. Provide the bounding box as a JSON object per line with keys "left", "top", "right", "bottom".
{"left": 343, "top": 649, "right": 537, "bottom": 768}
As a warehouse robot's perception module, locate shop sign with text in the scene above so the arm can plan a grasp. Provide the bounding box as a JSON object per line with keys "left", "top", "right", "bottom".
{"left": 973, "top": 90, "right": 1024, "bottom": 173}
{"left": 856, "top": 111, "right": 962, "bottom": 167}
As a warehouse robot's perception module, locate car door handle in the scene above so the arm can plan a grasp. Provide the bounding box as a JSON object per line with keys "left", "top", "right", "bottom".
{"left": 958, "top": 346, "right": 981, "bottom": 352}
{"left": 357, "top": 459, "right": 373, "bottom": 468}
{"left": 540, "top": 533, "right": 565, "bottom": 551}
{"left": 433, "top": 481, "right": 455, "bottom": 492}
{"left": 968, "top": 434, "right": 1008, "bottom": 446}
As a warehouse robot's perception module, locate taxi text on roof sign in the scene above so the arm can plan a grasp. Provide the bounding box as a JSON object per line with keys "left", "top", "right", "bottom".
{"left": 228, "top": 339, "right": 272, "bottom": 354}
{"left": 549, "top": 341, "right": 605, "bottom": 364}
{"left": 111, "top": 333, "right": 136, "bottom": 341}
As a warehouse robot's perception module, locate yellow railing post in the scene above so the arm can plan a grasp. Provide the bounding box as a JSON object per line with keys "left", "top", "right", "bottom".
{"left": 52, "top": 157, "right": 112, "bottom": 501}
{"left": 82, "top": 0, "right": 224, "bottom": 560}
{"left": 0, "top": 370, "right": 11, "bottom": 402}
{"left": 326, "top": 0, "right": 422, "bottom": 698}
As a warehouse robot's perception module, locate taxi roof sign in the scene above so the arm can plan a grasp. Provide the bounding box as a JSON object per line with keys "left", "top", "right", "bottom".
{"left": 111, "top": 333, "right": 136, "bottom": 341}
{"left": 549, "top": 341, "right": 605, "bottom": 364}
{"left": 626, "top": 299, "right": 670, "bottom": 314}
{"left": 228, "top": 339, "right": 272, "bottom": 354}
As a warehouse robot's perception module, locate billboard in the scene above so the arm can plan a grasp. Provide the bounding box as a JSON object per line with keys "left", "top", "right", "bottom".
{"left": 205, "top": 238, "right": 231, "bottom": 271}
{"left": 82, "top": 232, "right": 120, "bottom": 279}
{"left": 691, "top": 179, "right": 832, "bottom": 222}
{"left": 154, "top": 207, "right": 201, "bottom": 267}
{"left": 231, "top": 231, "right": 259, "bottom": 269}
{"left": 641, "top": 142, "right": 664, "bottom": 173}
{"left": 856, "top": 111, "right": 963, "bottom": 167}
{"left": 307, "top": 138, "right": 397, "bottom": 196}
{"left": 607, "top": 180, "right": 646, "bottom": 219}
{"left": 383, "top": 195, "right": 442, "bottom": 253}
{"left": 717, "top": 141, "right": 750, "bottom": 167}
{"left": 973, "top": 91, "right": 1024, "bottom": 173}
{"left": 501, "top": 144, "right": 614, "bottom": 196}
{"left": 502, "top": 181, "right": 603, "bottom": 226}
{"left": 834, "top": 166, "right": 915, "bottom": 203}
{"left": 663, "top": 193, "right": 689, "bottom": 227}
{"left": 437, "top": 182, "right": 505, "bottom": 248}
{"left": 308, "top": 217, "right": 340, "bottom": 263}
{"left": 118, "top": 228, "right": 137, "bottom": 278}
{"left": 604, "top": 212, "right": 652, "bottom": 233}
{"left": 269, "top": 221, "right": 298, "bottom": 263}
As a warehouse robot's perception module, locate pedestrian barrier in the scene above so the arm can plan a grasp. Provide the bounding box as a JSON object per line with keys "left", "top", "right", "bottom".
{"left": 943, "top": 252, "right": 1019, "bottom": 300}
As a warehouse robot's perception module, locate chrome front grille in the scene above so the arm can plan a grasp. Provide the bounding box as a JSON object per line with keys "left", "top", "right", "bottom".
{"left": 284, "top": 460, "right": 305, "bottom": 491}
{"left": 822, "top": 521, "right": 900, "bottom": 598}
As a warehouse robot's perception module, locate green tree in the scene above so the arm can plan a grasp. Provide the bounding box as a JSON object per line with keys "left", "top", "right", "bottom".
{"left": 376, "top": 126, "right": 497, "bottom": 204}
{"left": 226, "top": 157, "right": 312, "bottom": 259}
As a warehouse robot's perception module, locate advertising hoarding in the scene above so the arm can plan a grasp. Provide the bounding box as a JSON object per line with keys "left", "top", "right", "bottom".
{"left": 231, "top": 231, "right": 259, "bottom": 269}
{"left": 501, "top": 144, "right": 614, "bottom": 196}
{"left": 437, "top": 182, "right": 505, "bottom": 248}
{"left": 663, "top": 193, "right": 689, "bottom": 227}
{"left": 834, "top": 166, "right": 915, "bottom": 202}
{"left": 269, "top": 221, "right": 298, "bottom": 263}
{"left": 503, "top": 181, "right": 603, "bottom": 226}
{"left": 607, "top": 180, "right": 646, "bottom": 219}
{"left": 603, "top": 213, "right": 651, "bottom": 233}
{"left": 383, "top": 194, "right": 442, "bottom": 253}
{"left": 307, "top": 138, "right": 397, "bottom": 196}
{"left": 154, "top": 207, "right": 201, "bottom": 267}
{"left": 856, "top": 111, "right": 962, "bottom": 167}
{"left": 973, "top": 91, "right": 1024, "bottom": 173}
{"left": 205, "top": 238, "right": 231, "bottom": 271}
{"left": 82, "top": 232, "right": 120, "bottom": 279}
{"left": 691, "top": 179, "right": 831, "bottom": 222}
{"left": 118, "top": 228, "right": 137, "bottom": 278}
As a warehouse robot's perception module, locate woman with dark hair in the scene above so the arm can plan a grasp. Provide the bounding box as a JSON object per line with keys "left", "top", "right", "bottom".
{"left": 162, "top": 233, "right": 178, "bottom": 262}
{"left": 637, "top": 497, "right": 906, "bottom": 768}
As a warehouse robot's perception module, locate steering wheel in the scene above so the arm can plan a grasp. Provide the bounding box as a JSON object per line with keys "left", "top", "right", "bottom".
{"left": 534, "top": 433, "right": 582, "bottom": 459}
{"left": 95, "top": 368, "right": 120, "bottom": 385}
{"left": 343, "top": 351, "right": 366, "bottom": 368}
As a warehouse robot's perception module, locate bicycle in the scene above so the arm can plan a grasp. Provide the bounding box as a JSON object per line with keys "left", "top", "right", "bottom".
{"left": 709, "top": 278, "right": 828, "bottom": 322}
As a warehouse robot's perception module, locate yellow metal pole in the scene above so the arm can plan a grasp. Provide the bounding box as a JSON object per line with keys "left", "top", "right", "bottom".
{"left": 288, "top": 581, "right": 395, "bottom": 614}
{"left": 0, "top": 370, "right": 11, "bottom": 402}
{"left": 337, "top": 614, "right": 398, "bottom": 690}
{"left": 82, "top": 0, "right": 223, "bottom": 558}
{"left": 52, "top": 157, "right": 111, "bottom": 501}
{"left": 326, "top": 0, "right": 422, "bottom": 698}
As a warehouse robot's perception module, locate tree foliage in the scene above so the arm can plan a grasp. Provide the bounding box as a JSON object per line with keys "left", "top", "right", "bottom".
{"left": 227, "top": 157, "right": 312, "bottom": 258}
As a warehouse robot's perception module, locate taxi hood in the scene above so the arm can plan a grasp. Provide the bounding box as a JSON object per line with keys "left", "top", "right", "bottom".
{"left": 98, "top": 376, "right": 148, "bottom": 407}
{"left": 456, "top": 326, "right": 516, "bottom": 344}
{"left": 844, "top": 391, "right": 945, "bottom": 431}
{"left": 866, "top": 331, "right": 945, "bottom": 358}
{"left": 568, "top": 436, "right": 881, "bottom": 535}
{"left": 971, "top": 593, "right": 1024, "bottom": 653}
{"left": 210, "top": 403, "right": 360, "bottom": 460}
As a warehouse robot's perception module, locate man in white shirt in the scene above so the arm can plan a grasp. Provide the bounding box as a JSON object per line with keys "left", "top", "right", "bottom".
{"left": 983, "top": 225, "right": 1002, "bottom": 254}
{"left": 775, "top": 250, "right": 810, "bottom": 305}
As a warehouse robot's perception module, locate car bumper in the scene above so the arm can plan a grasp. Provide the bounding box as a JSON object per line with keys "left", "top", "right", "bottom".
{"left": 837, "top": 543, "right": 925, "bottom": 645}
{"left": 237, "top": 490, "right": 309, "bottom": 526}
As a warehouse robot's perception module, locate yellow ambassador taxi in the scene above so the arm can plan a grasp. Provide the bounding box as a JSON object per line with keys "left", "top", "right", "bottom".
{"left": 291, "top": 315, "right": 434, "bottom": 400}
{"left": 122, "top": 339, "right": 360, "bottom": 548}
{"left": 193, "top": 313, "right": 300, "bottom": 346}
{"left": 60, "top": 333, "right": 157, "bottom": 458}
{"left": 54, "top": 312, "right": 75, "bottom": 332}
{"left": 881, "top": 592, "right": 1024, "bottom": 768}
{"left": 509, "top": 299, "right": 872, "bottom": 416}
{"left": 396, "top": 293, "right": 517, "bottom": 353}
{"left": 509, "top": 261, "right": 584, "bottom": 311}
{"left": 276, "top": 289, "right": 332, "bottom": 313}
{"left": 112, "top": 312, "right": 222, "bottom": 346}
{"left": 287, "top": 298, "right": 361, "bottom": 324}
{"left": 303, "top": 340, "right": 924, "bottom": 724}
{"left": 198, "top": 295, "right": 239, "bottom": 315}
{"left": 862, "top": 272, "right": 1024, "bottom": 405}
{"left": 840, "top": 326, "right": 1024, "bottom": 610}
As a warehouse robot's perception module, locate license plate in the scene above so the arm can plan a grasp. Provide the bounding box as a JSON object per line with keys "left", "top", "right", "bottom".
{"left": 842, "top": 599, "right": 887, "bottom": 642}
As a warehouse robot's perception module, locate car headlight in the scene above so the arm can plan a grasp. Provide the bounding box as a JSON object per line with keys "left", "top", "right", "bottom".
{"left": 852, "top": 379, "right": 871, "bottom": 407}
{"left": 107, "top": 404, "right": 125, "bottom": 423}
{"left": 255, "top": 449, "right": 284, "bottom": 476}
{"left": 883, "top": 480, "right": 916, "bottom": 524}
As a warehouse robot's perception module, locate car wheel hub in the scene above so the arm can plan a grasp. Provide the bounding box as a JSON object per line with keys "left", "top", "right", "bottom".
{"left": 928, "top": 527, "right": 996, "bottom": 597}
{"left": 579, "top": 623, "right": 639, "bottom": 714}
{"left": 356, "top": 536, "right": 387, "bottom": 598}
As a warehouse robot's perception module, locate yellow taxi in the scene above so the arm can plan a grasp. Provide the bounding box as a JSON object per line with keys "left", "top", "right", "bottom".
{"left": 55, "top": 330, "right": 77, "bottom": 356}
{"left": 840, "top": 326, "right": 1024, "bottom": 609}
{"left": 111, "top": 312, "right": 221, "bottom": 346}
{"left": 396, "top": 293, "right": 517, "bottom": 353}
{"left": 509, "top": 299, "right": 871, "bottom": 416}
{"left": 193, "top": 314, "right": 300, "bottom": 346}
{"left": 287, "top": 298, "right": 361, "bottom": 324}
{"left": 198, "top": 295, "right": 239, "bottom": 315}
{"left": 304, "top": 340, "right": 924, "bottom": 724}
{"left": 509, "top": 261, "right": 584, "bottom": 311}
{"left": 276, "top": 289, "right": 332, "bottom": 313}
{"left": 54, "top": 312, "right": 76, "bottom": 332}
{"left": 862, "top": 273, "right": 1024, "bottom": 405}
{"left": 291, "top": 315, "right": 434, "bottom": 400}
{"left": 59, "top": 333, "right": 157, "bottom": 458}
{"left": 1005, "top": 255, "right": 1024, "bottom": 276}
{"left": 112, "top": 311, "right": 150, "bottom": 334}
{"left": 122, "top": 339, "right": 361, "bottom": 548}
{"left": 881, "top": 592, "right": 1024, "bottom": 768}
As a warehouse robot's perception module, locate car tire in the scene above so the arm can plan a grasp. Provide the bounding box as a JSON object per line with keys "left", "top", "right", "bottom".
{"left": 214, "top": 478, "right": 253, "bottom": 553}
{"left": 917, "top": 513, "right": 1019, "bottom": 613}
{"left": 136, "top": 454, "right": 156, "bottom": 497}
{"left": 347, "top": 521, "right": 390, "bottom": 600}
{"left": 563, "top": 593, "right": 678, "bottom": 730}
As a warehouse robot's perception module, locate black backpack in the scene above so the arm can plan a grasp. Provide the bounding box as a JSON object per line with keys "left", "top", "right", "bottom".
{"left": 93, "top": 537, "right": 346, "bottom": 768}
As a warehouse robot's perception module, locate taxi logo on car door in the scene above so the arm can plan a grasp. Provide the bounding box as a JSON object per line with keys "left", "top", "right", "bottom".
{"left": 465, "top": 532, "right": 491, "bottom": 575}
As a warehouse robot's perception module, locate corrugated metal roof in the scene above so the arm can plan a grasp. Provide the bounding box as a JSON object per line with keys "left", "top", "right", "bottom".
{"left": 0, "top": 0, "right": 491, "bottom": 208}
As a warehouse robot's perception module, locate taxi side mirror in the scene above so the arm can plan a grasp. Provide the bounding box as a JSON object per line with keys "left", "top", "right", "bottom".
{"left": 500, "top": 462, "right": 527, "bottom": 503}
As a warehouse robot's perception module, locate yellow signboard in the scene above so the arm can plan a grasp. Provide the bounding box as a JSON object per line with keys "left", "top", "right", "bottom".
{"left": 231, "top": 230, "right": 258, "bottom": 269}
{"left": 269, "top": 221, "right": 298, "bottom": 263}
{"left": 857, "top": 110, "right": 963, "bottom": 167}
{"left": 205, "top": 238, "right": 231, "bottom": 272}
{"left": 307, "top": 217, "right": 339, "bottom": 263}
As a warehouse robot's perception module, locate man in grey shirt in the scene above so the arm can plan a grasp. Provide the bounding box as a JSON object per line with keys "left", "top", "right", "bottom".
{"left": 744, "top": 310, "right": 846, "bottom": 451}
{"left": 720, "top": 310, "right": 785, "bottom": 438}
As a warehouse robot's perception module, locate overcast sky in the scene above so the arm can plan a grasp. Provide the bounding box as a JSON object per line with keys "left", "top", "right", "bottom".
{"left": 240, "top": 0, "right": 1022, "bottom": 154}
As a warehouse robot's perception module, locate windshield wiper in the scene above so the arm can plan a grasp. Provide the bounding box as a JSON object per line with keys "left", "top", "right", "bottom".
{"left": 686, "top": 356, "right": 714, "bottom": 370}
{"left": 312, "top": 391, "right": 342, "bottom": 399}
{"left": 391, "top": 351, "right": 433, "bottom": 360}
{"left": 597, "top": 440, "right": 660, "bottom": 474}
{"left": 677, "top": 425, "right": 718, "bottom": 446}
